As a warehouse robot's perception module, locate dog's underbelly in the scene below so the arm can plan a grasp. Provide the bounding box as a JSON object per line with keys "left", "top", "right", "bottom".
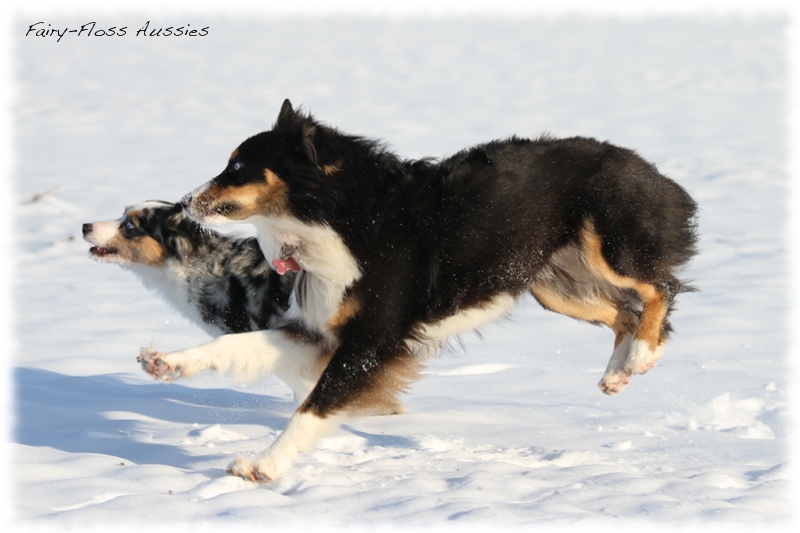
{"left": 418, "top": 292, "right": 517, "bottom": 342}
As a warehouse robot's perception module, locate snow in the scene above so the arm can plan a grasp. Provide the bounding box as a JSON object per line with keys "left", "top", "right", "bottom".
{"left": 7, "top": 6, "right": 795, "bottom": 532}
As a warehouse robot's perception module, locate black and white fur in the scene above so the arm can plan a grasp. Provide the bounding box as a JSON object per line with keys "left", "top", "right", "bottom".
{"left": 82, "top": 201, "right": 311, "bottom": 391}
{"left": 138, "top": 100, "right": 698, "bottom": 483}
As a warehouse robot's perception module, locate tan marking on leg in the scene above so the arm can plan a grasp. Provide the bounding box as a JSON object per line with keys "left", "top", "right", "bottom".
{"left": 613, "top": 312, "right": 638, "bottom": 345}
{"left": 344, "top": 355, "right": 421, "bottom": 416}
{"left": 299, "top": 354, "right": 421, "bottom": 417}
{"left": 579, "top": 221, "right": 658, "bottom": 300}
{"left": 324, "top": 295, "right": 361, "bottom": 332}
{"left": 636, "top": 293, "right": 668, "bottom": 350}
{"left": 292, "top": 350, "right": 403, "bottom": 415}
{"left": 613, "top": 330, "right": 628, "bottom": 349}
{"left": 531, "top": 284, "right": 637, "bottom": 340}
{"left": 579, "top": 220, "right": 665, "bottom": 351}
{"left": 532, "top": 284, "right": 618, "bottom": 328}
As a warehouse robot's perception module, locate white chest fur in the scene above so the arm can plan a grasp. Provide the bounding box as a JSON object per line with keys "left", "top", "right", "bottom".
{"left": 252, "top": 216, "right": 362, "bottom": 333}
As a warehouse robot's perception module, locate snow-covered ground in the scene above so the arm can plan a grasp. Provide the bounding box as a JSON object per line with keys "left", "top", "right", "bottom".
{"left": 9, "top": 12, "right": 793, "bottom": 530}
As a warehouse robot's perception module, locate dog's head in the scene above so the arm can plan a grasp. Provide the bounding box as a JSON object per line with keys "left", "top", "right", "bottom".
{"left": 82, "top": 200, "right": 205, "bottom": 265}
{"left": 181, "top": 99, "right": 345, "bottom": 227}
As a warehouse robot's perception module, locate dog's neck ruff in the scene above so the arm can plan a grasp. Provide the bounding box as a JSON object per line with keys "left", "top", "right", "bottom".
{"left": 273, "top": 244, "right": 301, "bottom": 275}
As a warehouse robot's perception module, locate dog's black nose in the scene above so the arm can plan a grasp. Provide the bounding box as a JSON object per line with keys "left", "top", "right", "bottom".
{"left": 82, "top": 223, "right": 92, "bottom": 236}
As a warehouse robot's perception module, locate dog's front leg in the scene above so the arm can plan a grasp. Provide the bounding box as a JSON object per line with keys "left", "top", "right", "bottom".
{"left": 228, "top": 339, "right": 416, "bottom": 482}
{"left": 137, "top": 329, "right": 322, "bottom": 386}
{"left": 227, "top": 409, "right": 340, "bottom": 482}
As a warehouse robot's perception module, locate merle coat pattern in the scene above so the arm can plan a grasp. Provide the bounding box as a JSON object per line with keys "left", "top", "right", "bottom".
{"left": 83, "top": 200, "right": 292, "bottom": 336}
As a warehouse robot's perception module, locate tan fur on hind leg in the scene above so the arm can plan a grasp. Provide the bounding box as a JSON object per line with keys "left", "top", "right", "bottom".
{"left": 578, "top": 220, "right": 670, "bottom": 394}
{"left": 625, "top": 287, "right": 668, "bottom": 375}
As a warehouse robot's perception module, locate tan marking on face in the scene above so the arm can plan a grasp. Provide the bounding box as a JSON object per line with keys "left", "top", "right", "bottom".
{"left": 192, "top": 169, "right": 289, "bottom": 220}
{"left": 193, "top": 180, "right": 225, "bottom": 211}
{"left": 98, "top": 233, "right": 166, "bottom": 265}
{"left": 230, "top": 148, "right": 239, "bottom": 161}
{"left": 129, "top": 235, "right": 168, "bottom": 265}
{"left": 86, "top": 210, "right": 167, "bottom": 265}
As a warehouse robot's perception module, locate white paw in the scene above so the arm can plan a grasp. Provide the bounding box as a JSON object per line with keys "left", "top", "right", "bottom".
{"left": 599, "top": 333, "right": 633, "bottom": 395}
{"left": 137, "top": 346, "right": 183, "bottom": 383}
{"left": 226, "top": 456, "right": 274, "bottom": 484}
{"left": 598, "top": 371, "right": 631, "bottom": 395}
{"left": 624, "top": 340, "right": 664, "bottom": 375}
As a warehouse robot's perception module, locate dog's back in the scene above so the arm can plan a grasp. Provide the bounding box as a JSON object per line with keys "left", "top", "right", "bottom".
{"left": 435, "top": 136, "right": 696, "bottom": 289}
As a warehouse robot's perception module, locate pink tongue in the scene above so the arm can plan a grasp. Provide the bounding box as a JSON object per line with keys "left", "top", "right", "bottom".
{"left": 272, "top": 257, "right": 301, "bottom": 275}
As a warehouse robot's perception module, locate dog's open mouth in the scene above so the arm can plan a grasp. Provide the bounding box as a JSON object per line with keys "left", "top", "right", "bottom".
{"left": 90, "top": 246, "right": 119, "bottom": 257}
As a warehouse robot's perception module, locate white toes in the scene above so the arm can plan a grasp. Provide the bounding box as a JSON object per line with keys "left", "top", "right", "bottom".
{"left": 599, "top": 371, "right": 631, "bottom": 395}
{"left": 625, "top": 340, "right": 664, "bottom": 375}
{"left": 599, "top": 334, "right": 633, "bottom": 395}
{"left": 226, "top": 456, "right": 271, "bottom": 483}
{"left": 599, "top": 335, "right": 664, "bottom": 395}
{"left": 137, "top": 346, "right": 182, "bottom": 382}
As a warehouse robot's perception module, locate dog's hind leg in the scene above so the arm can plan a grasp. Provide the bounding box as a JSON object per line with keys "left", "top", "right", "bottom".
{"left": 531, "top": 275, "right": 639, "bottom": 395}
{"left": 531, "top": 282, "right": 638, "bottom": 339}
{"left": 577, "top": 221, "right": 673, "bottom": 394}
{"left": 532, "top": 242, "right": 641, "bottom": 394}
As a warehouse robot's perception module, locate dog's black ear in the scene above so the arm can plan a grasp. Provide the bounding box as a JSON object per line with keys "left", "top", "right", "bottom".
{"left": 275, "top": 99, "right": 319, "bottom": 165}
{"left": 276, "top": 99, "right": 295, "bottom": 128}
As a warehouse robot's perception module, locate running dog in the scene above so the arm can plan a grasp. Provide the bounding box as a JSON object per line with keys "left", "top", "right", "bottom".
{"left": 138, "top": 100, "right": 698, "bottom": 482}
{"left": 82, "top": 201, "right": 307, "bottom": 392}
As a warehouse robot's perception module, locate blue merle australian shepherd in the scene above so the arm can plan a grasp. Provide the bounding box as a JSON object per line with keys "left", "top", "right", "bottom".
{"left": 83, "top": 201, "right": 315, "bottom": 399}
{"left": 83, "top": 200, "right": 290, "bottom": 337}
{"left": 136, "top": 100, "right": 698, "bottom": 482}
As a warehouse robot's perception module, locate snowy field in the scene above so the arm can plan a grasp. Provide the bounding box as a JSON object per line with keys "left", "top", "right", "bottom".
{"left": 8, "top": 10, "right": 794, "bottom": 531}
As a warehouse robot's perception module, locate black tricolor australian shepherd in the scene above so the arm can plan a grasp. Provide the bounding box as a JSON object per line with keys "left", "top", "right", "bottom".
{"left": 138, "top": 100, "right": 698, "bottom": 482}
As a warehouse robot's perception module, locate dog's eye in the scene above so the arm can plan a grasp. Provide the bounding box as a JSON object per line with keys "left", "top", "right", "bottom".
{"left": 121, "top": 219, "right": 144, "bottom": 238}
{"left": 233, "top": 161, "right": 242, "bottom": 171}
